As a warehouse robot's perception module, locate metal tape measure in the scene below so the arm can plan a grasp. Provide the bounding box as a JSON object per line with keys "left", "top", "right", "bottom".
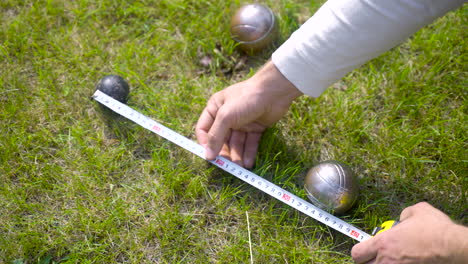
{"left": 93, "top": 90, "right": 378, "bottom": 241}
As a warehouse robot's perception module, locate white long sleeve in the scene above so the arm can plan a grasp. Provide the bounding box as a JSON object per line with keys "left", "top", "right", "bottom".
{"left": 272, "top": 0, "right": 466, "bottom": 97}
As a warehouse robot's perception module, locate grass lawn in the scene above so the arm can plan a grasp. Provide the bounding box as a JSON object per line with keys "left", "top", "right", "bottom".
{"left": 1, "top": 0, "right": 466, "bottom": 263}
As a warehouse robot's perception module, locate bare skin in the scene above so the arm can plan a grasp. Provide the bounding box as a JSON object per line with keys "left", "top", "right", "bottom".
{"left": 195, "top": 61, "right": 302, "bottom": 168}
{"left": 351, "top": 202, "right": 468, "bottom": 264}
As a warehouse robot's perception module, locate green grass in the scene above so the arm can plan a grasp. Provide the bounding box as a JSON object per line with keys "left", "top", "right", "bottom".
{"left": 1, "top": 0, "right": 466, "bottom": 263}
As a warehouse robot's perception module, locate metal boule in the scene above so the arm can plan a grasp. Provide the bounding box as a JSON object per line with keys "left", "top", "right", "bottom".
{"left": 230, "top": 3, "right": 278, "bottom": 53}
{"left": 304, "top": 160, "right": 359, "bottom": 214}
{"left": 96, "top": 75, "right": 130, "bottom": 103}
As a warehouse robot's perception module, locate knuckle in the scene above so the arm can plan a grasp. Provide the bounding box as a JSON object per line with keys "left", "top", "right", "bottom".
{"left": 217, "top": 107, "right": 235, "bottom": 124}
{"left": 376, "top": 234, "right": 389, "bottom": 246}
{"left": 209, "top": 91, "right": 225, "bottom": 105}
{"left": 410, "top": 201, "right": 431, "bottom": 212}
{"left": 401, "top": 202, "right": 429, "bottom": 218}
{"left": 400, "top": 205, "right": 412, "bottom": 216}
{"left": 414, "top": 201, "right": 430, "bottom": 208}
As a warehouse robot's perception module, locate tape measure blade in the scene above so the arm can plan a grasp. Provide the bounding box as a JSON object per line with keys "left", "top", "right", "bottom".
{"left": 92, "top": 90, "right": 371, "bottom": 242}
{"left": 93, "top": 90, "right": 206, "bottom": 158}
{"left": 209, "top": 155, "right": 371, "bottom": 242}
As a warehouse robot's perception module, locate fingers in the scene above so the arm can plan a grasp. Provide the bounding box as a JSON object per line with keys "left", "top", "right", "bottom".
{"left": 229, "top": 131, "right": 246, "bottom": 166}
{"left": 205, "top": 107, "right": 236, "bottom": 160}
{"left": 399, "top": 204, "right": 416, "bottom": 222}
{"left": 351, "top": 237, "right": 379, "bottom": 264}
{"left": 243, "top": 132, "right": 262, "bottom": 168}
{"left": 196, "top": 93, "right": 262, "bottom": 167}
{"left": 195, "top": 94, "right": 227, "bottom": 160}
{"left": 219, "top": 131, "right": 261, "bottom": 168}
{"left": 228, "top": 131, "right": 262, "bottom": 168}
{"left": 351, "top": 203, "right": 457, "bottom": 264}
{"left": 196, "top": 104, "right": 217, "bottom": 146}
{"left": 399, "top": 202, "right": 431, "bottom": 221}
{"left": 219, "top": 143, "right": 231, "bottom": 160}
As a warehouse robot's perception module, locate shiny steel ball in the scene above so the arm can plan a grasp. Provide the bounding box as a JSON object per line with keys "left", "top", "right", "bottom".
{"left": 96, "top": 75, "right": 130, "bottom": 103}
{"left": 304, "top": 161, "right": 359, "bottom": 214}
{"left": 230, "top": 4, "right": 278, "bottom": 53}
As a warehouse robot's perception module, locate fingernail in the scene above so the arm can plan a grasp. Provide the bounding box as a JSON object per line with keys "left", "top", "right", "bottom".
{"left": 245, "top": 158, "right": 254, "bottom": 169}
{"left": 204, "top": 147, "right": 217, "bottom": 160}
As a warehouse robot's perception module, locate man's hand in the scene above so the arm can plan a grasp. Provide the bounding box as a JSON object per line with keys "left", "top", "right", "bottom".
{"left": 195, "top": 61, "right": 302, "bottom": 168}
{"left": 351, "top": 202, "right": 468, "bottom": 264}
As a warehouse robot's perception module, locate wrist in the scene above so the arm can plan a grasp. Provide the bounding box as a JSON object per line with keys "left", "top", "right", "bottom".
{"left": 251, "top": 60, "right": 303, "bottom": 105}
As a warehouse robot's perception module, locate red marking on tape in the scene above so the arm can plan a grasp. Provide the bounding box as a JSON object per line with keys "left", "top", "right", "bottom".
{"left": 215, "top": 159, "right": 224, "bottom": 166}
{"left": 350, "top": 230, "right": 360, "bottom": 238}
{"left": 152, "top": 125, "right": 161, "bottom": 132}
{"left": 282, "top": 193, "right": 291, "bottom": 201}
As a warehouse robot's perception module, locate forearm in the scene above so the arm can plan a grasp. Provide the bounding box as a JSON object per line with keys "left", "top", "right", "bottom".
{"left": 272, "top": 0, "right": 465, "bottom": 97}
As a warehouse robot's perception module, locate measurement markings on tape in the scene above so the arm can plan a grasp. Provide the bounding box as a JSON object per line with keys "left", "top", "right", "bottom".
{"left": 93, "top": 90, "right": 371, "bottom": 242}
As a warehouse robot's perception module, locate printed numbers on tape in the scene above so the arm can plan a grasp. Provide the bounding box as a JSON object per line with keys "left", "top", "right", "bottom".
{"left": 92, "top": 90, "right": 371, "bottom": 242}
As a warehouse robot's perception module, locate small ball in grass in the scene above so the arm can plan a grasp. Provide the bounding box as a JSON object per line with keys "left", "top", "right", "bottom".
{"left": 230, "top": 3, "right": 278, "bottom": 53}
{"left": 304, "top": 160, "right": 359, "bottom": 214}
{"left": 96, "top": 75, "right": 130, "bottom": 103}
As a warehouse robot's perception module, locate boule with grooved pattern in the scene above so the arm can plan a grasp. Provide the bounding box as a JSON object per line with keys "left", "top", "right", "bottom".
{"left": 304, "top": 160, "right": 359, "bottom": 214}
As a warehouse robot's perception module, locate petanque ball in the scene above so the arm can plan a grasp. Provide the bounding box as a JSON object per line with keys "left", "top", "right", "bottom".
{"left": 230, "top": 3, "right": 278, "bottom": 53}
{"left": 96, "top": 75, "right": 130, "bottom": 103}
{"left": 304, "top": 160, "right": 359, "bottom": 214}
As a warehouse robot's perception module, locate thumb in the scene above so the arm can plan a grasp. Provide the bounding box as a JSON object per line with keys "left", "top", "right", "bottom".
{"left": 351, "top": 237, "right": 379, "bottom": 264}
{"left": 204, "top": 106, "right": 234, "bottom": 160}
